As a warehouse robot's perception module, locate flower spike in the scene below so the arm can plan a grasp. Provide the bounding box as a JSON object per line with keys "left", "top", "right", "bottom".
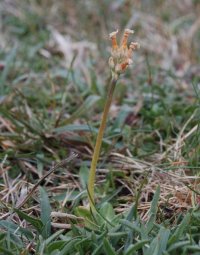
{"left": 109, "top": 28, "right": 140, "bottom": 78}
{"left": 109, "top": 29, "right": 119, "bottom": 50}
{"left": 121, "top": 29, "right": 134, "bottom": 49}
{"left": 128, "top": 42, "right": 140, "bottom": 58}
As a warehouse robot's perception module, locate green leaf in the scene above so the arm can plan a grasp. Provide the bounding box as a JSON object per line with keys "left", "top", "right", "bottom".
{"left": 149, "top": 185, "right": 160, "bottom": 218}
{"left": 167, "top": 240, "right": 190, "bottom": 252}
{"left": 4, "top": 231, "right": 23, "bottom": 250}
{"left": 45, "top": 229, "right": 64, "bottom": 246}
{"left": 99, "top": 202, "right": 115, "bottom": 222}
{"left": 47, "top": 240, "right": 66, "bottom": 253}
{"left": 168, "top": 213, "right": 190, "bottom": 246}
{"left": 120, "top": 219, "right": 141, "bottom": 234}
{"left": 125, "top": 240, "right": 149, "bottom": 255}
{"left": 103, "top": 238, "right": 116, "bottom": 255}
{"left": 79, "top": 164, "right": 89, "bottom": 189}
{"left": 63, "top": 95, "right": 101, "bottom": 124}
{"left": 0, "top": 246, "right": 15, "bottom": 255}
{"left": 99, "top": 187, "right": 123, "bottom": 206}
{"left": 156, "top": 227, "right": 170, "bottom": 255}
{"left": 54, "top": 124, "right": 98, "bottom": 133}
{"left": 0, "top": 46, "right": 17, "bottom": 94}
{"left": 59, "top": 238, "right": 81, "bottom": 255}
{"left": 185, "top": 245, "right": 200, "bottom": 252}
{"left": 39, "top": 186, "right": 52, "bottom": 239}
{"left": 76, "top": 237, "right": 91, "bottom": 251}
{"left": 14, "top": 208, "right": 43, "bottom": 234}
{"left": 112, "top": 106, "right": 131, "bottom": 129}
{"left": 95, "top": 202, "right": 116, "bottom": 228}
{"left": 145, "top": 227, "right": 170, "bottom": 255}
{"left": 146, "top": 185, "right": 160, "bottom": 233}
{"left": 133, "top": 173, "right": 148, "bottom": 219}
{"left": 0, "top": 220, "right": 33, "bottom": 239}
{"left": 0, "top": 232, "right": 6, "bottom": 241}
{"left": 108, "top": 231, "right": 127, "bottom": 238}
{"left": 125, "top": 204, "right": 135, "bottom": 222}
{"left": 92, "top": 243, "right": 103, "bottom": 255}
{"left": 75, "top": 206, "right": 99, "bottom": 230}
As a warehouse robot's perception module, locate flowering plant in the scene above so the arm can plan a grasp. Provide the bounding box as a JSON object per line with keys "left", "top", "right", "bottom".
{"left": 88, "top": 29, "right": 140, "bottom": 209}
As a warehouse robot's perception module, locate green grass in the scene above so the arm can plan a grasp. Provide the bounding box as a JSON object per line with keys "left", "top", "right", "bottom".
{"left": 0, "top": 0, "right": 200, "bottom": 254}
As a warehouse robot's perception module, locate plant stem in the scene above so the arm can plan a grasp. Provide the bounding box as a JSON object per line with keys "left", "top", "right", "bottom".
{"left": 88, "top": 76, "right": 118, "bottom": 209}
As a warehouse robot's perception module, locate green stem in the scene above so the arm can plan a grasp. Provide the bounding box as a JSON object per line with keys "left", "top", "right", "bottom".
{"left": 88, "top": 77, "right": 118, "bottom": 209}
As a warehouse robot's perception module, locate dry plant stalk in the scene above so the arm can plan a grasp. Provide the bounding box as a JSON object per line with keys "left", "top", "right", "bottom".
{"left": 88, "top": 29, "right": 140, "bottom": 209}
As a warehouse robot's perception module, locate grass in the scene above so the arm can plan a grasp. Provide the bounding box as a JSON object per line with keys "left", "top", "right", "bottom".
{"left": 0, "top": 0, "right": 200, "bottom": 254}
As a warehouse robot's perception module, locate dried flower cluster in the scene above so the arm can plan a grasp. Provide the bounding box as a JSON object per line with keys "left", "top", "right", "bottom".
{"left": 109, "top": 29, "right": 140, "bottom": 78}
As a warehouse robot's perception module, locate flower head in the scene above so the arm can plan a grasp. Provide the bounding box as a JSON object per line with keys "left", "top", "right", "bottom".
{"left": 109, "top": 29, "right": 140, "bottom": 78}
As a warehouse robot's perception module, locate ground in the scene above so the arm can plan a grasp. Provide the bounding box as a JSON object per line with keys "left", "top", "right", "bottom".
{"left": 0, "top": 0, "right": 200, "bottom": 254}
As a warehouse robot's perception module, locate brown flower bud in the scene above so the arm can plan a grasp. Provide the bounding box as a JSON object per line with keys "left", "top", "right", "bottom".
{"left": 109, "top": 29, "right": 140, "bottom": 78}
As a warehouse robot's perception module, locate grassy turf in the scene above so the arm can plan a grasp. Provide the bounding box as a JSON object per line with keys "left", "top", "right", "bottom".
{"left": 0, "top": 0, "right": 200, "bottom": 254}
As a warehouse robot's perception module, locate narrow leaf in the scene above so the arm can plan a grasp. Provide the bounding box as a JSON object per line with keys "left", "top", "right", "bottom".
{"left": 79, "top": 164, "right": 89, "bottom": 189}
{"left": 103, "top": 238, "right": 116, "bottom": 255}
{"left": 39, "top": 186, "right": 52, "bottom": 239}
{"left": 146, "top": 185, "right": 160, "bottom": 233}
{"left": 14, "top": 208, "right": 43, "bottom": 234}
{"left": 0, "top": 220, "right": 33, "bottom": 239}
{"left": 145, "top": 227, "right": 170, "bottom": 255}
{"left": 125, "top": 240, "right": 149, "bottom": 255}
{"left": 168, "top": 213, "right": 190, "bottom": 246}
